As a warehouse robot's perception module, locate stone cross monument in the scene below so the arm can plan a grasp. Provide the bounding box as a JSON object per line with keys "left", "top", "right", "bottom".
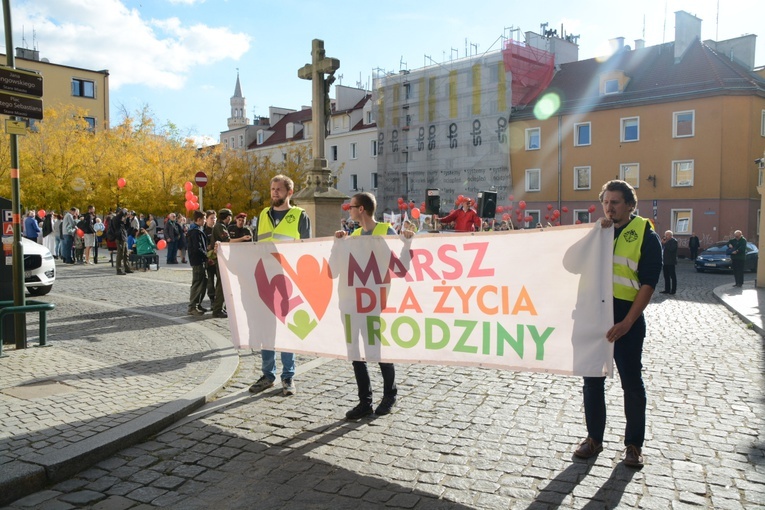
{"left": 294, "top": 39, "right": 348, "bottom": 237}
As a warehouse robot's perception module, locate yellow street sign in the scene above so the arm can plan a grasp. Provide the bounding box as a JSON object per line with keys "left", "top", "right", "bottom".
{"left": 5, "top": 119, "right": 26, "bottom": 135}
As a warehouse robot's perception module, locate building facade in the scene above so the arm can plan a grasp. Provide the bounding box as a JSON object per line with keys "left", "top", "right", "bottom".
{"left": 509, "top": 11, "right": 765, "bottom": 253}
{"left": 1, "top": 47, "right": 110, "bottom": 131}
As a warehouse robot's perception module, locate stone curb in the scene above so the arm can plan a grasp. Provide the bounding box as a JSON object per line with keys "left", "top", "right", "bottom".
{"left": 0, "top": 298, "right": 239, "bottom": 507}
{"left": 712, "top": 281, "right": 764, "bottom": 337}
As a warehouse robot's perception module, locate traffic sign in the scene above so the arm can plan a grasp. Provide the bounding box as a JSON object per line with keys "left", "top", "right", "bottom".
{"left": 0, "top": 91, "right": 42, "bottom": 120}
{"left": 0, "top": 67, "right": 43, "bottom": 97}
{"left": 5, "top": 119, "right": 26, "bottom": 135}
{"left": 195, "top": 171, "right": 208, "bottom": 188}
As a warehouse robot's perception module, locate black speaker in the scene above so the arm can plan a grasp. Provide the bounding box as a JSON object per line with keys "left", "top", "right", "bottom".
{"left": 425, "top": 189, "right": 441, "bottom": 215}
{"left": 476, "top": 191, "right": 497, "bottom": 218}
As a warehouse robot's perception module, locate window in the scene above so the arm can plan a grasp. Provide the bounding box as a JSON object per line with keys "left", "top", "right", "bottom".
{"left": 673, "top": 110, "right": 694, "bottom": 138}
{"left": 371, "top": 172, "right": 378, "bottom": 189}
{"left": 671, "top": 209, "right": 692, "bottom": 234}
{"left": 604, "top": 79, "right": 619, "bottom": 94}
{"left": 574, "top": 166, "right": 591, "bottom": 190}
{"left": 224, "top": 139, "right": 228, "bottom": 149}
{"left": 330, "top": 145, "right": 338, "bottom": 161}
{"left": 350, "top": 142, "right": 358, "bottom": 159}
{"left": 239, "top": 134, "right": 244, "bottom": 148}
{"left": 365, "top": 110, "right": 373, "bottom": 124}
{"left": 525, "top": 128, "right": 540, "bottom": 150}
{"left": 525, "top": 168, "right": 541, "bottom": 192}
{"left": 350, "top": 174, "right": 358, "bottom": 191}
{"left": 620, "top": 117, "right": 639, "bottom": 142}
{"left": 574, "top": 122, "right": 591, "bottom": 146}
{"left": 574, "top": 210, "right": 591, "bottom": 224}
{"left": 761, "top": 110, "right": 765, "bottom": 136}
{"left": 620, "top": 163, "right": 640, "bottom": 188}
{"left": 83, "top": 117, "right": 96, "bottom": 132}
{"left": 71, "top": 79, "right": 95, "bottom": 98}
{"left": 525, "top": 210, "right": 540, "bottom": 229}
{"left": 370, "top": 139, "right": 378, "bottom": 157}
{"left": 257, "top": 131, "right": 264, "bottom": 145}
{"left": 672, "top": 160, "right": 694, "bottom": 187}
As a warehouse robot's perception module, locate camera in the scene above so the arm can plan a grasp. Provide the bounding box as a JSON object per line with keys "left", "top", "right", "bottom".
{"left": 756, "top": 158, "right": 764, "bottom": 165}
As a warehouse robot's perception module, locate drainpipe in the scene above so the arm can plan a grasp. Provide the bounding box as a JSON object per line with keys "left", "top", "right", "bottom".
{"left": 557, "top": 114, "right": 562, "bottom": 214}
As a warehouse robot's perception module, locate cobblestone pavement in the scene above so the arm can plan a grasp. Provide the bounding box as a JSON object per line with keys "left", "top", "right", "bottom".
{"left": 3, "top": 260, "right": 764, "bottom": 509}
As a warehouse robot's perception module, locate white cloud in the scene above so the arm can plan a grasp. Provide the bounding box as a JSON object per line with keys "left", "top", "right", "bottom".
{"left": 7, "top": 0, "right": 249, "bottom": 90}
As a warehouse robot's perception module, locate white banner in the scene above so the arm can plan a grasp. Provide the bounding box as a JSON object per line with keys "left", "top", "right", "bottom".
{"left": 218, "top": 224, "right": 615, "bottom": 377}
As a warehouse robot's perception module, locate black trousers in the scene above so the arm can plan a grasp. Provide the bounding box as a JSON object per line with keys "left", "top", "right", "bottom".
{"left": 732, "top": 259, "right": 745, "bottom": 286}
{"left": 352, "top": 361, "right": 397, "bottom": 404}
{"left": 662, "top": 264, "right": 677, "bottom": 293}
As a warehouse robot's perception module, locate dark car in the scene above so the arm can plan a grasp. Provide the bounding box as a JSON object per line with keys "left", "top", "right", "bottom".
{"left": 694, "top": 241, "right": 758, "bottom": 273}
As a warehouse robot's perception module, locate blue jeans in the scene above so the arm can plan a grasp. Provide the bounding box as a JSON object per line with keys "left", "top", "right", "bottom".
{"left": 62, "top": 235, "right": 74, "bottom": 263}
{"left": 261, "top": 350, "right": 295, "bottom": 381}
{"left": 166, "top": 240, "right": 177, "bottom": 263}
{"left": 582, "top": 315, "right": 646, "bottom": 448}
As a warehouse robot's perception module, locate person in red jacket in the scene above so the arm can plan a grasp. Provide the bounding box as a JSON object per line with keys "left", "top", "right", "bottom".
{"left": 438, "top": 197, "right": 482, "bottom": 232}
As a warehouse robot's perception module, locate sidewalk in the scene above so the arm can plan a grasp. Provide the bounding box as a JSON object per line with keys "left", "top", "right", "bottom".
{"left": 0, "top": 264, "right": 763, "bottom": 507}
{"left": 0, "top": 263, "right": 237, "bottom": 506}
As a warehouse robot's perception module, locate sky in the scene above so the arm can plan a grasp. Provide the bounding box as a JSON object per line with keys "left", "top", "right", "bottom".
{"left": 1, "top": 0, "right": 763, "bottom": 145}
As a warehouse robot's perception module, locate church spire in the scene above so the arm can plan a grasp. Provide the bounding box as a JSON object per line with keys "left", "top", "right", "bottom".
{"left": 227, "top": 71, "right": 248, "bottom": 130}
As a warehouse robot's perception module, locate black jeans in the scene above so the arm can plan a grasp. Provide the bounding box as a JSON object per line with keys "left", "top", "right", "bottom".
{"left": 732, "top": 258, "right": 745, "bottom": 286}
{"left": 582, "top": 315, "right": 646, "bottom": 448}
{"left": 189, "top": 265, "right": 208, "bottom": 311}
{"left": 662, "top": 264, "right": 677, "bottom": 293}
{"left": 352, "top": 361, "right": 397, "bottom": 405}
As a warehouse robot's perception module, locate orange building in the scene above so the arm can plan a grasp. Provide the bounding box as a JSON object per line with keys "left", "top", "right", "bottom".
{"left": 509, "top": 12, "right": 765, "bottom": 256}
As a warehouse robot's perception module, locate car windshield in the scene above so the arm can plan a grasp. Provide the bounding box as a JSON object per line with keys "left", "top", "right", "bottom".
{"left": 705, "top": 243, "right": 729, "bottom": 253}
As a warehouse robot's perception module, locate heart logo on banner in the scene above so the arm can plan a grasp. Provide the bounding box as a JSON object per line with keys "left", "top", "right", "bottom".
{"left": 254, "top": 261, "right": 304, "bottom": 323}
{"left": 272, "top": 254, "right": 332, "bottom": 320}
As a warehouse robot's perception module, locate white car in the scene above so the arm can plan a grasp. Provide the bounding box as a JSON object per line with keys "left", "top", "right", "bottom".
{"left": 21, "top": 237, "right": 55, "bottom": 296}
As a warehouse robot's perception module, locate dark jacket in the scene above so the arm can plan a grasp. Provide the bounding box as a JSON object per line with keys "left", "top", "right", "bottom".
{"left": 187, "top": 224, "right": 208, "bottom": 266}
{"left": 662, "top": 237, "right": 678, "bottom": 265}
{"left": 114, "top": 211, "right": 128, "bottom": 243}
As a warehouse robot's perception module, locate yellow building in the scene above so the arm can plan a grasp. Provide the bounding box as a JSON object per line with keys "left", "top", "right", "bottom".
{"left": 509, "top": 12, "right": 765, "bottom": 255}
{"left": 0, "top": 47, "right": 109, "bottom": 131}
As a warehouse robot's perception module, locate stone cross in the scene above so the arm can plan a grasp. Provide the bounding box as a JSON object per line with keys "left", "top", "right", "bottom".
{"left": 298, "top": 39, "right": 340, "bottom": 171}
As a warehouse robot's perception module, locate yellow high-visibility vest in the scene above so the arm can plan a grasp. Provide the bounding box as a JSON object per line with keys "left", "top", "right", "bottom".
{"left": 257, "top": 207, "right": 304, "bottom": 242}
{"left": 613, "top": 216, "right": 648, "bottom": 301}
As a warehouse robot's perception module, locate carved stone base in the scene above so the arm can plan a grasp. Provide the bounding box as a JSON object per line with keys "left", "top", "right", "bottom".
{"left": 292, "top": 163, "right": 347, "bottom": 238}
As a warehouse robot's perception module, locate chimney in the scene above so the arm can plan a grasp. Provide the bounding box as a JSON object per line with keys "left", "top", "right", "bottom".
{"left": 609, "top": 37, "right": 625, "bottom": 53}
{"left": 674, "top": 10, "right": 702, "bottom": 62}
{"left": 634, "top": 39, "right": 645, "bottom": 50}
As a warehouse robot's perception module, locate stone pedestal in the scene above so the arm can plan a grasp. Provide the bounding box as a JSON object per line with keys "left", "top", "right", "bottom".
{"left": 292, "top": 160, "right": 347, "bottom": 238}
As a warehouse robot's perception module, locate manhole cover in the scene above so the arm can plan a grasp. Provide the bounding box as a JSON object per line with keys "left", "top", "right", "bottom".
{"left": 2, "top": 380, "right": 77, "bottom": 400}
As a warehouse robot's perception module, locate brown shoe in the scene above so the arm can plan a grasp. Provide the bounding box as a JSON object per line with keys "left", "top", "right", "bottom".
{"left": 623, "top": 445, "right": 644, "bottom": 468}
{"left": 573, "top": 437, "right": 603, "bottom": 459}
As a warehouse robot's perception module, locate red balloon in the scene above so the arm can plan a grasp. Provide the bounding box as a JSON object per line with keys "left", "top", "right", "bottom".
{"left": 185, "top": 200, "right": 193, "bottom": 210}
{"left": 226, "top": 203, "right": 232, "bottom": 208}
{"left": 525, "top": 216, "right": 533, "bottom": 222}
{"left": 76, "top": 228, "right": 84, "bottom": 238}
{"left": 398, "top": 197, "right": 404, "bottom": 204}
{"left": 37, "top": 209, "right": 46, "bottom": 218}
{"left": 341, "top": 203, "right": 350, "bottom": 211}
{"left": 457, "top": 195, "right": 464, "bottom": 202}
{"left": 544, "top": 215, "right": 550, "bottom": 220}
{"left": 508, "top": 195, "right": 515, "bottom": 201}
{"left": 562, "top": 206, "right": 569, "bottom": 213}
{"left": 553, "top": 209, "right": 560, "bottom": 217}
{"left": 184, "top": 181, "right": 193, "bottom": 192}
{"left": 411, "top": 208, "right": 421, "bottom": 219}
{"left": 547, "top": 204, "right": 553, "bottom": 210}
{"left": 409, "top": 202, "right": 416, "bottom": 209}
{"left": 502, "top": 213, "right": 510, "bottom": 221}
{"left": 576, "top": 219, "right": 582, "bottom": 224}
{"left": 191, "top": 202, "right": 199, "bottom": 210}
{"left": 496, "top": 206, "right": 504, "bottom": 214}
{"left": 588, "top": 205, "right": 596, "bottom": 213}
{"left": 191, "top": 194, "right": 198, "bottom": 202}
{"left": 117, "top": 178, "right": 126, "bottom": 189}
{"left": 419, "top": 206, "right": 425, "bottom": 213}
{"left": 185, "top": 191, "right": 193, "bottom": 200}
{"left": 157, "top": 239, "right": 167, "bottom": 250}
{"left": 518, "top": 200, "right": 527, "bottom": 210}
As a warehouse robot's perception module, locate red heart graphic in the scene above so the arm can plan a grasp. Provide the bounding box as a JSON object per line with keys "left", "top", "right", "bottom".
{"left": 273, "top": 254, "right": 332, "bottom": 320}
{"left": 255, "top": 260, "right": 304, "bottom": 323}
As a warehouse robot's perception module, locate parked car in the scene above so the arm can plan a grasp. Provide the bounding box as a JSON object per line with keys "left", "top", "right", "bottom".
{"left": 21, "top": 237, "right": 55, "bottom": 295}
{"left": 694, "top": 240, "right": 759, "bottom": 273}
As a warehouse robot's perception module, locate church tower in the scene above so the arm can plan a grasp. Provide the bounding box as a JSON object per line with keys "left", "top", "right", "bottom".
{"left": 227, "top": 73, "right": 249, "bottom": 130}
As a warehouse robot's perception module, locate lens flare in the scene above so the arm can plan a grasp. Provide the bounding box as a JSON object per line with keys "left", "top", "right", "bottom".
{"left": 533, "top": 92, "right": 561, "bottom": 120}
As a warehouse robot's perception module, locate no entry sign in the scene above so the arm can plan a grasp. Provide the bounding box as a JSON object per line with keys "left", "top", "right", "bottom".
{"left": 195, "top": 171, "right": 208, "bottom": 188}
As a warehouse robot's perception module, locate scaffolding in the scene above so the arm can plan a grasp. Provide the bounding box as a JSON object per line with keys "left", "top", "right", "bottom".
{"left": 502, "top": 39, "right": 555, "bottom": 107}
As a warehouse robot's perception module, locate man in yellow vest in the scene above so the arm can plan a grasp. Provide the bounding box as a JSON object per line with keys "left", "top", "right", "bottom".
{"left": 574, "top": 180, "right": 662, "bottom": 468}
{"left": 249, "top": 174, "right": 311, "bottom": 396}
{"left": 335, "top": 192, "right": 414, "bottom": 419}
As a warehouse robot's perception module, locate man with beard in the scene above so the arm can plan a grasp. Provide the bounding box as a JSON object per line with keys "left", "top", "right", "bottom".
{"left": 249, "top": 174, "right": 311, "bottom": 397}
